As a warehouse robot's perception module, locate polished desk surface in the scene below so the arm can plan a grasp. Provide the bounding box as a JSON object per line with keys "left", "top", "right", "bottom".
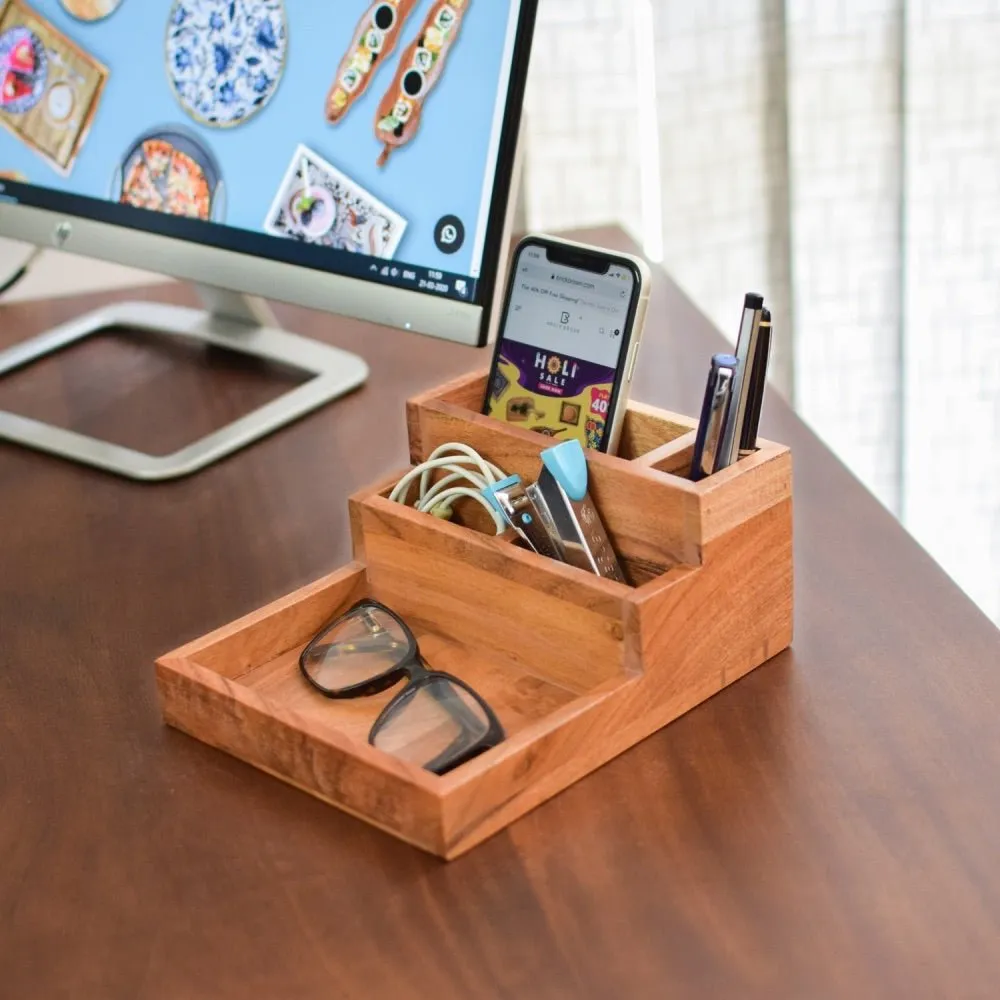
{"left": 2, "top": 228, "right": 998, "bottom": 999}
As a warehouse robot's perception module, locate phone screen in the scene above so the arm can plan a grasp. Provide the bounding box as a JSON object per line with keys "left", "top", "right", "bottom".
{"left": 486, "top": 243, "right": 637, "bottom": 449}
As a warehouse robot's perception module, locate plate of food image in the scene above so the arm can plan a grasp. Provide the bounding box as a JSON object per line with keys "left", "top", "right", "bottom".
{"left": 44, "top": 81, "right": 75, "bottom": 126}
{"left": 112, "top": 126, "right": 225, "bottom": 223}
{"left": 288, "top": 185, "right": 335, "bottom": 239}
{"left": 166, "top": 0, "right": 287, "bottom": 128}
{"left": 60, "top": 0, "right": 124, "bottom": 21}
{"left": 0, "top": 27, "right": 48, "bottom": 115}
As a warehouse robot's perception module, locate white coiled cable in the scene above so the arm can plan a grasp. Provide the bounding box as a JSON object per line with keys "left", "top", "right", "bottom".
{"left": 388, "top": 442, "right": 509, "bottom": 534}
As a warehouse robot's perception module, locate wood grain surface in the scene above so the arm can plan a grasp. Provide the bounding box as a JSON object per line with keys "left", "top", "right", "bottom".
{"left": 2, "top": 227, "right": 999, "bottom": 998}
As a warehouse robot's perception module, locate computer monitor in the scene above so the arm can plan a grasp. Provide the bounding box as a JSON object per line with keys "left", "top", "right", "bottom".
{"left": 0, "top": 0, "right": 536, "bottom": 479}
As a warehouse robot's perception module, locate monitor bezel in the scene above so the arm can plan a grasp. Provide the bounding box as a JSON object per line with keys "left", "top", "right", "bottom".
{"left": 0, "top": 0, "right": 538, "bottom": 348}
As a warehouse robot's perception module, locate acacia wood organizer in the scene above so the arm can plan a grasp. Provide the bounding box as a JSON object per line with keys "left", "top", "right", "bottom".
{"left": 156, "top": 371, "right": 793, "bottom": 859}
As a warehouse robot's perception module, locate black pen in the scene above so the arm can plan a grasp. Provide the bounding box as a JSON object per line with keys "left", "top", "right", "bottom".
{"left": 739, "top": 308, "right": 771, "bottom": 456}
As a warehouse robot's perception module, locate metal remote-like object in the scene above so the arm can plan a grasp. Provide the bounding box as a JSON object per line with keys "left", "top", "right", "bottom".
{"left": 530, "top": 441, "right": 627, "bottom": 584}
{"left": 481, "top": 475, "right": 562, "bottom": 561}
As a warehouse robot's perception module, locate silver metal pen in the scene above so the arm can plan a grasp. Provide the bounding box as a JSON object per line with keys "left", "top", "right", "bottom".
{"left": 718, "top": 292, "right": 763, "bottom": 468}
{"left": 739, "top": 309, "right": 772, "bottom": 457}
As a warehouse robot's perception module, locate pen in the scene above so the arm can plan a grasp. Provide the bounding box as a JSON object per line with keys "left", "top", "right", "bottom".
{"left": 739, "top": 308, "right": 771, "bottom": 456}
{"left": 718, "top": 293, "right": 763, "bottom": 466}
{"left": 723, "top": 294, "right": 764, "bottom": 467}
{"left": 690, "top": 353, "right": 738, "bottom": 481}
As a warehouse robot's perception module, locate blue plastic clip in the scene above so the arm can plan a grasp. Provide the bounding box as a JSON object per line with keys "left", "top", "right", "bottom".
{"left": 481, "top": 474, "right": 522, "bottom": 512}
{"left": 540, "top": 439, "right": 589, "bottom": 502}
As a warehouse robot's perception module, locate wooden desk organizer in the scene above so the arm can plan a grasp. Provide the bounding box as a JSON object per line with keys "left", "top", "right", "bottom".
{"left": 156, "top": 371, "right": 793, "bottom": 858}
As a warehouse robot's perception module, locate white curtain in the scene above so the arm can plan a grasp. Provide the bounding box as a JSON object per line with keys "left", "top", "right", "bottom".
{"left": 522, "top": 0, "right": 1000, "bottom": 624}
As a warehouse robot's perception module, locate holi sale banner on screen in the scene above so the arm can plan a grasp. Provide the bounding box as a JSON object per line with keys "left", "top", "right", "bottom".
{"left": 486, "top": 338, "right": 616, "bottom": 449}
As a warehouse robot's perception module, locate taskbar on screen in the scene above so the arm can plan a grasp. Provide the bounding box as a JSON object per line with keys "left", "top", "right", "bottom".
{"left": 357, "top": 257, "right": 479, "bottom": 304}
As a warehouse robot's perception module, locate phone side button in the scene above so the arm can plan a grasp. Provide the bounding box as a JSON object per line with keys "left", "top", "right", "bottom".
{"left": 626, "top": 344, "right": 639, "bottom": 381}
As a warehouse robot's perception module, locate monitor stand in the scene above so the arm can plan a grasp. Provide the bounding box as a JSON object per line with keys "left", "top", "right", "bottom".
{"left": 0, "top": 284, "right": 369, "bottom": 481}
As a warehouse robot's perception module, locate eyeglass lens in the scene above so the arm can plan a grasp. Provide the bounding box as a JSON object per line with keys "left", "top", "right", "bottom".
{"left": 301, "top": 605, "right": 410, "bottom": 693}
{"left": 371, "top": 676, "right": 491, "bottom": 772}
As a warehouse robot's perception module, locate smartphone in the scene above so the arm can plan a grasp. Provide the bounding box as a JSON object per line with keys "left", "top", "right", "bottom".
{"left": 482, "top": 235, "right": 651, "bottom": 454}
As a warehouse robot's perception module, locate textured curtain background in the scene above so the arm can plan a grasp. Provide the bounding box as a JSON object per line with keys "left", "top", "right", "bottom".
{"left": 522, "top": 0, "right": 1000, "bottom": 624}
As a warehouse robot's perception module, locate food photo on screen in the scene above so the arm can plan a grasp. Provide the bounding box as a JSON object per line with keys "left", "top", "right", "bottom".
{"left": 0, "top": 0, "right": 526, "bottom": 302}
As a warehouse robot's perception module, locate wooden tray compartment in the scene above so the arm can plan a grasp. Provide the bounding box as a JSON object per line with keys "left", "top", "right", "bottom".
{"left": 157, "top": 370, "right": 793, "bottom": 858}
{"left": 407, "top": 371, "right": 793, "bottom": 580}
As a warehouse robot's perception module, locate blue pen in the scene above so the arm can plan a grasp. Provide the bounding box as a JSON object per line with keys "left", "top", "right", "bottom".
{"left": 690, "top": 353, "right": 739, "bottom": 481}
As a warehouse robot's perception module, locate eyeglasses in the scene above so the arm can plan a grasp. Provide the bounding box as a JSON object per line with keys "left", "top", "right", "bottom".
{"left": 299, "top": 599, "right": 505, "bottom": 775}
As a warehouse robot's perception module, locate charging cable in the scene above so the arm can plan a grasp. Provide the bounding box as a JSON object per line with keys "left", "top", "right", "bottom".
{"left": 0, "top": 245, "right": 42, "bottom": 298}
{"left": 389, "top": 442, "right": 510, "bottom": 534}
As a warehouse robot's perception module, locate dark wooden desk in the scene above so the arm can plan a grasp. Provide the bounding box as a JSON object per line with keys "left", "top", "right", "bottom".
{"left": 2, "top": 228, "right": 998, "bottom": 999}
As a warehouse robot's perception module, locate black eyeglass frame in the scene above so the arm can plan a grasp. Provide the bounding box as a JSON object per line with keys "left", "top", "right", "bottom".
{"left": 298, "top": 599, "right": 505, "bottom": 775}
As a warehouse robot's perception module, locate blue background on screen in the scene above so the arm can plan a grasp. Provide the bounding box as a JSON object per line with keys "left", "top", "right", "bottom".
{"left": 0, "top": 0, "right": 517, "bottom": 276}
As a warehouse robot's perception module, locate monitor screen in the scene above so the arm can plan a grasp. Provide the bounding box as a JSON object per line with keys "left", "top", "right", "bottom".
{"left": 0, "top": 0, "right": 531, "bottom": 308}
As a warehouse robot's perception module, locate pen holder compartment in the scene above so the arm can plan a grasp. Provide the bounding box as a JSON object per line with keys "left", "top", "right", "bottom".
{"left": 156, "top": 369, "right": 794, "bottom": 859}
